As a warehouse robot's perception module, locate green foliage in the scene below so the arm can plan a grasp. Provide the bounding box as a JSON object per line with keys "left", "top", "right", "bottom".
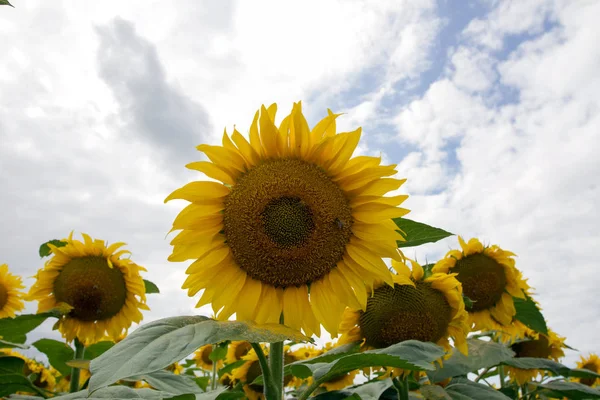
{"left": 532, "top": 380, "right": 600, "bottom": 399}
{"left": 218, "top": 360, "right": 245, "bottom": 378}
{"left": 502, "top": 357, "right": 600, "bottom": 381}
{"left": 48, "top": 386, "right": 226, "bottom": 399}
{"left": 0, "top": 308, "right": 68, "bottom": 344}
{"left": 0, "top": 355, "right": 26, "bottom": 374}
{"left": 209, "top": 342, "right": 228, "bottom": 362}
{"left": 0, "top": 373, "right": 46, "bottom": 398}
{"left": 0, "top": 339, "right": 30, "bottom": 349}
{"left": 444, "top": 378, "right": 512, "bottom": 399}
{"left": 393, "top": 218, "right": 454, "bottom": 248}
{"left": 144, "top": 279, "right": 161, "bottom": 294}
{"left": 427, "top": 339, "right": 515, "bottom": 383}
{"left": 129, "top": 370, "right": 203, "bottom": 395}
{"left": 89, "top": 316, "right": 310, "bottom": 391}
{"left": 84, "top": 341, "right": 115, "bottom": 360}
{"left": 513, "top": 296, "right": 548, "bottom": 335}
{"left": 38, "top": 239, "right": 68, "bottom": 257}
{"left": 419, "top": 384, "right": 452, "bottom": 399}
{"left": 0, "top": 0, "right": 14, "bottom": 7}
{"left": 32, "top": 339, "right": 74, "bottom": 376}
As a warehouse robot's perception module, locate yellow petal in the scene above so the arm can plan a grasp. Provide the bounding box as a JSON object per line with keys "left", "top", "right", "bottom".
{"left": 197, "top": 144, "right": 246, "bottom": 175}
{"left": 164, "top": 181, "right": 230, "bottom": 204}
{"left": 231, "top": 129, "right": 261, "bottom": 166}
{"left": 186, "top": 161, "right": 235, "bottom": 185}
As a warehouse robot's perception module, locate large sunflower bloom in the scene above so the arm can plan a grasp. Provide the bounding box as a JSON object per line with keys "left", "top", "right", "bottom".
{"left": 505, "top": 326, "right": 566, "bottom": 385}
{"left": 574, "top": 353, "right": 600, "bottom": 387}
{"left": 339, "top": 259, "right": 469, "bottom": 355}
{"left": 165, "top": 102, "right": 408, "bottom": 335}
{"left": 432, "top": 237, "right": 529, "bottom": 332}
{"left": 0, "top": 264, "right": 26, "bottom": 318}
{"left": 28, "top": 232, "right": 149, "bottom": 345}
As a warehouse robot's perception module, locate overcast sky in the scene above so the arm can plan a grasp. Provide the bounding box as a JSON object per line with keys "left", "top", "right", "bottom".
{"left": 1, "top": 0, "right": 598, "bottom": 367}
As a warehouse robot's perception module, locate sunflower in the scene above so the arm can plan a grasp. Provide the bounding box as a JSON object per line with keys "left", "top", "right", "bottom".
{"left": 432, "top": 237, "right": 529, "bottom": 332}
{"left": 339, "top": 259, "right": 469, "bottom": 355}
{"left": 574, "top": 353, "right": 600, "bottom": 387}
{"left": 194, "top": 344, "right": 225, "bottom": 371}
{"left": 226, "top": 341, "right": 253, "bottom": 364}
{"left": 505, "top": 326, "right": 566, "bottom": 385}
{"left": 0, "top": 349, "right": 57, "bottom": 392}
{"left": 321, "top": 369, "right": 359, "bottom": 391}
{"left": 0, "top": 264, "right": 26, "bottom": 318}
{"left": 166, "top": 362, "right": 184, "bottom": 375}
{"left": 55, "top": 368, "right": 91, "bottom": 393}
{"left": 27, "top": 232, "right": 149, "bottom": 345}
{"left": 165, "top": 102, "right": 408, "bottom": 335}
{"left": 231, "top": 349, "right": 265, "bottom": 400}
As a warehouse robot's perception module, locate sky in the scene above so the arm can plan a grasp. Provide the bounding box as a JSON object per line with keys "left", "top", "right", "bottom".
{"left": 0, "top": 0, "right": 598, "bottom": 368}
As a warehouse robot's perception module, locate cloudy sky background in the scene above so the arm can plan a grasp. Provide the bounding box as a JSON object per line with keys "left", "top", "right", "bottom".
{"left": 1, "top": 0, "right": 598, "bottom": 367}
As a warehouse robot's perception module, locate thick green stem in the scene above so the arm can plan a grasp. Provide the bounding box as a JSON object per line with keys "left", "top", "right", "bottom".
{"left": 392, "top": 376, "right": 409, "bottom": 400}
{"left": 475, "top": 367, "right": 491, "bottom": 382}
{"left": 268, "top": 341, "right": 284, "bottom": 400}
{"left": 498, "top": 365, "right": 506, "bottom": 388}
{"left": 69, "top": 338, "right": 86, "bottom": 393}
{"left": 298, "top": 379, "right": 321, "bottom": 400}
{"left": 211, "top": 356, "right": 218, "bottom": 391}
{"left": 251, "top": 343, "right": 277, "bottom": 399}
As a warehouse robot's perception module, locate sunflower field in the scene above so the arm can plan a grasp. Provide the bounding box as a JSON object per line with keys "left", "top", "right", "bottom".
{"left": 1, "top": 103, "right": 599, "bottom": 400}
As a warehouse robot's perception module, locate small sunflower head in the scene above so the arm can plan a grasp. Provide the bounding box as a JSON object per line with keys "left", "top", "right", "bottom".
{"left": 226, "top": 341, "right": 253, "bottom": 364}
{"left": 194, "top": 344, "right": 224, "bottom": 371}
{"left": 27, "top": 233, "right": 149, "bottom": 345}
{"left": 432, "top": 237, "right": 529, "bottom": 331}
{"left": 575, "top": 353, "right": 600, "bottom": 387}
{"left": 0, "top": 264, "right": 26, "bottom": 318}
{"left": 339, "top": 259, "right": 468, "bottom": 355}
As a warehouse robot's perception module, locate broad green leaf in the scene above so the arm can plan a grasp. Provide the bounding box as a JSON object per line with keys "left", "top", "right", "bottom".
{"left": 532, "top": 380, "right": 600, "bottom": 399}
{"left": 501, "top": 357, "right": 571, "bottom": 377}
{"left": 130, "top": 370, "right": 202, "bottom": 394}
{"left": 89, "top": 316, "right": 310, "bottom": 391}
{"left": 32, "top": 338, "right": 74, "bottom": 376}
{"left": 0, "top": 0, "right": 14, "bottom": 7}
{"left": 569, "top": 367, "right": 600, "bottom": 380}
{"left": 0, "top": 355, "right": 26, "bottom": 373}
{"left": 39, "top": 239, "right": 67, "bottom": 257}
{"left": 342, "top": 379, "right": 395, "bottom": 400}
{"left": 393, "top": 218, "right": 454, "bottom": 248}
{"left": 209, "top": 342, "right": 228, "bottom": 362}
{"left": 420, "top": 384, "right": 452, "bottom": 399}
{"left": 0, "top": 306, "right": 70, "bottom": 343}
{"left": 194, "top": 376, "right": 210, "bottom": 391}
{"left": 427, "top": 339, "right": 515, "bottom": 383}
{"left": 513, "top": 296, "right": 548, "bottom": 335}
{"left": 445, "top": 378, "right": 511, "bottom": 399}
{"left": 144, "top": 279, "right": 160, "bottom": 294}
{"left": 65, "top": 359, "right": 90, "bottom": 369}
{"left": 84, "top": 341, "right": 115, "bottom": 360}
{"left": 51, "top": 386, "right": 226, "bottom": 399}
{"left": 0, "top": 373, "right": 46, "bottom": 397}
{"left": 0, "top": 339, "right": 29, "bottom": 349}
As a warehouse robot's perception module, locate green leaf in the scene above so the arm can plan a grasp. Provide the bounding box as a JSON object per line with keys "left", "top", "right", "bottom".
{"left": 393, "top": 218, "right": 453, "bottom": 248}
{"left": 445, "top": 378, "right": 512, "bottom": 399}
{"left": 462, "top": 296, "right": 474, "bottom": 309}
{"left": 0, "top": 307, "right": 69, "bottom": 343}
{"left": 89, "top": 316, "right": 311, "bottom": 391}
{"left": 532, "top": 380, "right": 600, "bottom": 399}
{"left": 39, "top": 239, "right": 68, "bottom": 258}
{"left": 427, "top": 339, "right": 515, "bottom": 383}
{"left": 0, "top": 339, "right": 30, "bottom": 349}
{"left": 0, "top": 355, "right": 26, "bottom": 374}
{"left": 84, "top": 341, "right": 115, "bottom": 360}
{"left": 420, "top": 384, "right": 452, "bottom": 399}
{"left": 513, "top": 296, "right": 548, "bottom": 335}
{"left": 129, "top": 371, "right": 202, "bottom": 394}
{"left": 500, "top": 357, "right": 571, "bottom": 377}
{"left": 218, "top": 360, "right": 245, "bottom": 378}
{"left": 144, "top": 279, "right": 160, "bottom": 294}
{"left": 209, "top": 342, "right": 228, "bottom": 362}
{"left": 343, "top": 379, "right": 395, "bottom": 400}
{"left": 0, "top": 0, "right": 14, "bottom": 7}
{"left": 194, "top": 376, "right": 210, "bottom": 391}
{"left": 0, "top": 373, "right": 46, "bottom": 398}
{"left": 32, "top": 338, "right": 74, "bottom": 376}
{"left": 569, "top": 367, "right": 600, "bottom": 380}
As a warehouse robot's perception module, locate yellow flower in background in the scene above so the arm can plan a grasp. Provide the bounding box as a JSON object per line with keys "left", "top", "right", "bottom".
{"left": 166, "top": 102, "right": 409, "bottom": 335}
{"left": 194, "top": 344, "right": 224, "bottom": 371}
{"left": 432, "top": 237, "right": 529, "bottom": 332}
{"left": 231, "top": 349, "right": 266, "bottom": 400}
{"left": 0, "top": 349, "right": 58, "bottom": 392}
{"left": 320, "top": 369, "right": 359, "bottom": 391}
{"left": 0, "top": 264, "right": 26, "bottom": 318}
{"left": 226, "top": 341, "right": 253, "bottom": 364}
{"left": 166, "top": 362, "right": 184, "bottom": 375}
{"left": 55, "top": 368, "right": 91, "bottom": 393}
{"left": 27, "top": 233, "right": 149, "bottom": 345}
{"left": 574, "top": 353, "right": 600, "bottom": 387}
{"left": 505, "top": 326, "right": 566, "bottom": 385}
{"left": 339, "top": 259, "right": 469, "bottom": 354}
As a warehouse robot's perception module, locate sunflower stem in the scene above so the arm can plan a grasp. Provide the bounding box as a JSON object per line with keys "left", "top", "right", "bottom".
{"left": 252, "top": 343, "right": 277, "bottom": 399}
{"left": 211, "top": 356, "right": 218, "bottom": 391}
{"left": 69, "top": 338, "right": 86, "bottom": 393}
{"left": 268, "top": 337, "right": 285, "bottom": 399}
{"left": 498, "top": 365, "right": 506, "bottom": 388}
{"left": 392, "top": 376, "right": 409, "bottom": 400}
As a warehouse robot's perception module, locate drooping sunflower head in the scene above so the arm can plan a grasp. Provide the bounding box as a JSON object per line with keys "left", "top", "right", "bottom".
{"left": 194, "top": 344, "right": 224, "bottom": 371}
{"left": 575, "top": 353, "right": 600, "bottom": 387}
{"left": 226, "top": 341, "right": 253, "bottom": 364}
{"left": 339, "top": 259, "right": 469, "bottom": 355}
{"left": 27, "top": 233, "right": 149, "bottom": 345}
{"left": 0, "top": 264, "right": 26, "bottom": 318}
{"left": 0, "top": 349, "right": 58, "bottom": 392}
{"left": 432, "top": 237, "right": 529, "bottom": 332}
{"left": 505, "top": 327, "right": 566, "bottom": 385}
{"left": 166, "top": 102, "right": 409, "bottom": 335}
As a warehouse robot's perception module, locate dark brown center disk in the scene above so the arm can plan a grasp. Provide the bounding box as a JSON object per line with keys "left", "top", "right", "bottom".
{"left": 53, "top": 256, "right": 127, "bottom": 322}
{"left": 359, "top": 282, "right": 453, "bottom": 349}
{"left": 223, "top": 158, "right": 353, "bottom": 287}
{"left": 234, "top": 342, "right": 252, "bottom": 360}
{"left": 579, "top": 362, "right": 599, "bottom": 386}
{"left": 453, "top": 253, "right": 507, "bottom": 311}
{"left": 511, "top": 335, "right": 551, "bottom": 359}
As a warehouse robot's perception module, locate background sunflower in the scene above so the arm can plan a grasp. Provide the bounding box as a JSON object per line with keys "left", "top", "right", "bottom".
{"left": 0, "top": 263, "right": 26, "bottom": 318}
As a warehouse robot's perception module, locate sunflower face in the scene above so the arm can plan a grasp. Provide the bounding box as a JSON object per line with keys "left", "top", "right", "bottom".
{"left": 432, "top": 237, "right": 529, "bottom": 330}
{"left": 0, "top": 264, "right": 26, "bottom": 318}
{"left": 577, "top": 354, "right": 600, "bottom": 387}
{"left": 360, "top": 282, "right": 452, "bottom": 348}
{"left": 28, "top": 233, "right": 149, "bottom": 345}
{"left": 167, "top": 103, "right": 408, "bottom": 335}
